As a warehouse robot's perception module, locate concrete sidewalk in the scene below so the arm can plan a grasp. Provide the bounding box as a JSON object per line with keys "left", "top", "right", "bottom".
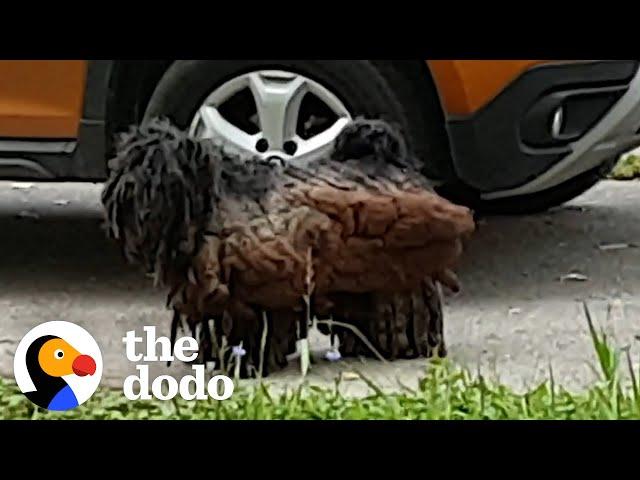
{"left": 1, "top": 180, "right": 639, "bottom": 396}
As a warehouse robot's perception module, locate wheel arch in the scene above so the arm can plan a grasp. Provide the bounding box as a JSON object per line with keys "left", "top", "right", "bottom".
{"left": 105, "top": 60, "right": 175, "bottom": 140}
{"left": 372, "top": 60, "right": 454, "bottom": 181}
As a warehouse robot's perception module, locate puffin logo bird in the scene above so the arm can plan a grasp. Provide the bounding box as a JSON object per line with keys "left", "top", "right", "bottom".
{"left": 24, "top": 335, "right": 97, "bottom": 411}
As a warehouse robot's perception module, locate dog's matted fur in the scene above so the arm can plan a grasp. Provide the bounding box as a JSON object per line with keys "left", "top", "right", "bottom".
{"left": 102, "top": 117, "right": 475, "bottom": 376}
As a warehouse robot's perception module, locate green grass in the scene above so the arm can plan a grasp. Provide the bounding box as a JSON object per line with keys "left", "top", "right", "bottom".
{"left": 610, "top": 154, "right": 640, "bottom": 180}
{"left": 2, "top": 303, "right": 639, "bottom": 420}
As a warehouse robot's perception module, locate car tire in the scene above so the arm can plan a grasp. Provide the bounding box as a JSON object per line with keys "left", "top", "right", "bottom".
{"left": 143, "top": 60, "right": 452, "bottom": 180}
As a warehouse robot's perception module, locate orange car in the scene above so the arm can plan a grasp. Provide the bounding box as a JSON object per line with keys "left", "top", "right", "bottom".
{"left": 1, "top": 60, "right": 639, "bottom": 213}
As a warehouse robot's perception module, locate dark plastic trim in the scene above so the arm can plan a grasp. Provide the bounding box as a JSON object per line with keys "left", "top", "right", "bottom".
{"left": 0, "top": 61, "right": 116, "bottom": 181}
{"left": 446, "top": 60, "right": 640, "bottom": 192}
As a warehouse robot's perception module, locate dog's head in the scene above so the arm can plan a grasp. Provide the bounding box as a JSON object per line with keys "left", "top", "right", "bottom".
{"left": 102, "top": 117, "right": 218, "bottom": 283}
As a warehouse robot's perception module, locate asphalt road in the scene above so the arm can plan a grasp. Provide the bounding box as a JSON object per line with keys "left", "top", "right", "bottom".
{"left": 1, "top": 179, "right": 639, "bottom": 396}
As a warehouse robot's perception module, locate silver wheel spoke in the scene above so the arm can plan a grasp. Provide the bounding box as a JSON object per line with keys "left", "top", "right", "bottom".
{"left": 248, "top": 71, "right": 308, "bottom": 150}
{"left": 197, "top": 105, "right": 258, "bottom": 155}
{"left": 190, "top": 69, "right": 353, "bottom": 164}
{"left": 295, "top": 117, "right": 351, "bottom": 162}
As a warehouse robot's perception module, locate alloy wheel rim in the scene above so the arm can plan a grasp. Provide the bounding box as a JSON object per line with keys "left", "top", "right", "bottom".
{"left": 189, "top": 70, "right": 353, "bottom": 164}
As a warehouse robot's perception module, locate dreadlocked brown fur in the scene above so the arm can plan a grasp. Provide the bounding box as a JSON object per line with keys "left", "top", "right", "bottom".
{"left": 102, "top": 117, "right": 474, "bottom": 377}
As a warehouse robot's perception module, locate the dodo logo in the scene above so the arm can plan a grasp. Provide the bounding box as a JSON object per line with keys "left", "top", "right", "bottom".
{"left": 13, "top": 321, "right": 103, "bottom": 411}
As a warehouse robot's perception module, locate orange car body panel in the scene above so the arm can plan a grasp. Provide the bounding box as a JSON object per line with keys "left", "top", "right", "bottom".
{"left": 427, "top": 60, "right": 555, "bottom": 117}
{"left": 0, "top": 60, "right": 88, "bottom": 138}
{"left": 0, "top": 60, "right": 560, "bottom": 139}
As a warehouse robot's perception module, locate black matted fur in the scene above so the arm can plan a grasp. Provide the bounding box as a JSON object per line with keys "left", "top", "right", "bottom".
{"left": 101, "top": 118, "right": 283, "bottom": 285}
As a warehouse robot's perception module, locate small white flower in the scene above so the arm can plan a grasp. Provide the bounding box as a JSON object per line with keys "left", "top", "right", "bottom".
{"left": 325, "top": 349, "right": 342, "bottom": 362}
{"left": 232, "top": 345, "right": 246, "bottom": 357}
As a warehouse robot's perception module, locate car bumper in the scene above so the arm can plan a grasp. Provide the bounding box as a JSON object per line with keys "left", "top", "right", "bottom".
{"left": 445, "top": 60, "right": 640, "bottom": 199}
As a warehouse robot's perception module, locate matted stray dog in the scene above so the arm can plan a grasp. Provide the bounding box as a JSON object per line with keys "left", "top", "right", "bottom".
{"left": 101, "top": 117, "right": 475, "bottom": 377}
